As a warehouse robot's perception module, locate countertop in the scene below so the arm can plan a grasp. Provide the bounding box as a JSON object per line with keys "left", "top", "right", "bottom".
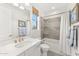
{"left": 0, "top": 37, "right": 41, "bottom": 56}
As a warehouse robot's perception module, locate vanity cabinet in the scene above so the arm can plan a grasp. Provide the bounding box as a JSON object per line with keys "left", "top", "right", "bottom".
{"left": 18, "top": 52, "right": 25, "bottom": 56}
{"left": 18, "top": 42, "right": 41, "bottom": 56}
{"left": 25, "top": 44, "right": 40, "bottom": 56}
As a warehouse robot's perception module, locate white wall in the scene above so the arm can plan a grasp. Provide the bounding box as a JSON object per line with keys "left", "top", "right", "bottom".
{"left": 0, "top": 4, "right": 29, "bottom": 45}
{"left": 0, "top": 4, "right": 12, "bottom": 41}
{"left": 11, "top": 5, "right": 27, "bottom": 38}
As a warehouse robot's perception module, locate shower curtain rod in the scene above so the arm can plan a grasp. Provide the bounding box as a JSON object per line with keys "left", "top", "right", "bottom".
{"left": 43, "top": 11, "right": 70, "bottom": 18}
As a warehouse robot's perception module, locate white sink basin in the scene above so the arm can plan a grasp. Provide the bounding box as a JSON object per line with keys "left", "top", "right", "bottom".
{"left": 15, "top": 40, "right": 32, "bottom": 48}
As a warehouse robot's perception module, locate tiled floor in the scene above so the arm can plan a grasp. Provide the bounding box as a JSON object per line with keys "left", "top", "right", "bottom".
{"left": 47, "top": 51, "right": 63, "bottom": 56}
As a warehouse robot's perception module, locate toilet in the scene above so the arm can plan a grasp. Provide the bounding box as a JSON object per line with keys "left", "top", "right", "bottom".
{"left": 40, "top": 44, "right": 49, "bottom": 56}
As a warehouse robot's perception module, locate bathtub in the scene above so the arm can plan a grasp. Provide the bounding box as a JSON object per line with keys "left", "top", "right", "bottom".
{"left": 43, "top": 38, "right": 62, "bottom": 55}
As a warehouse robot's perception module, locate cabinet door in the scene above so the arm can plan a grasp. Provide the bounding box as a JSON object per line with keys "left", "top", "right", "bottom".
{"left": 18, "top": 52, "right": 25, "bottom": 56}
{"left": 31, "top": 45, "right": 41, "bottom": 56}
{"left": 25, "top": 43, "right": 41, "bottom": 56}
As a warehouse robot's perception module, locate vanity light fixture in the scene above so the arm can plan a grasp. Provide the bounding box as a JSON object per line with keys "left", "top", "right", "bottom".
{"left": 25, "top": 3, "right": 30, "bottom": 6}
{"left": 13, "top": 3, "right": 19, "bottom": 7}
{"left": 19, "top": 6, "right": 25, "bottom": 10}
{"left": 51, "top": 6, "right": 55, "bottom": 10}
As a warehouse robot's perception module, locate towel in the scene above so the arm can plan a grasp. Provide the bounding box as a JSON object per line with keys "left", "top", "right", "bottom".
{"left": 73, "top": 27, "right": 77, "bottom": 48}
{"left": 18, "top": 27, "right": 27, "bottom": 37}
{"left": 69, "top": 26, "right": 78, "bottom": 48}
{"left": 73, "top": 27, "right": 78, "bottom": 49}
{"left": 69, "top": 27, "right": 74, "bottom": 47}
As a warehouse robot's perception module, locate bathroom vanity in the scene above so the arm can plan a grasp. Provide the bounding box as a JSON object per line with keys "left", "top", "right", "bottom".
{"left": 0, "top": 37, "right": 41, "bottom": 56}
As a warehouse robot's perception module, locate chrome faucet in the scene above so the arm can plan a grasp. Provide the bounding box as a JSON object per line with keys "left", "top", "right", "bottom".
{"left": 14, "top": 36, "right": 24, "bottom": 43}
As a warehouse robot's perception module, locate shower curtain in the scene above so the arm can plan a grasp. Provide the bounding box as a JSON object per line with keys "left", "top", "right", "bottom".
{"left": 43, "top": 12, "right": 72, "bottom": 55}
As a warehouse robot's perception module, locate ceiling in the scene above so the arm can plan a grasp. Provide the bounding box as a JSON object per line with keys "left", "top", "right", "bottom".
{"left": 31, "top": 3, "right": 73, "bottom": 16}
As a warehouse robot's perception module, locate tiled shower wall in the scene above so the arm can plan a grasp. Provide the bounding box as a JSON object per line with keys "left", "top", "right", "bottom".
{"left": 43, "top": 17, "right": 61, "bottom": 40}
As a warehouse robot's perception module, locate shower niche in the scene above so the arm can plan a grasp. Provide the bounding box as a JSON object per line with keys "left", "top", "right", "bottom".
{"left": 43, "top": 17, "right": 61, "bottom": 40}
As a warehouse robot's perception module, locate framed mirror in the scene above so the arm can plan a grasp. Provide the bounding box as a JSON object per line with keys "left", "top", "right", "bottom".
{"left": 18, "top": 20, "right": 26, "bottom": 27}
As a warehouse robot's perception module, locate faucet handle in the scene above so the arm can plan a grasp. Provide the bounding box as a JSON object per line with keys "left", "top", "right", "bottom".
{"left": 14, "top": 40, "right": 17, "bottom": 43}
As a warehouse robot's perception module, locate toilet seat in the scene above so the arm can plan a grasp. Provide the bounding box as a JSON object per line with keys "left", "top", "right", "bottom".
{"left": 40, "top": 44, "right": 49, "bottom": 49}
{"left": 40, "top": 44, "right": 49, "bottom": 56}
